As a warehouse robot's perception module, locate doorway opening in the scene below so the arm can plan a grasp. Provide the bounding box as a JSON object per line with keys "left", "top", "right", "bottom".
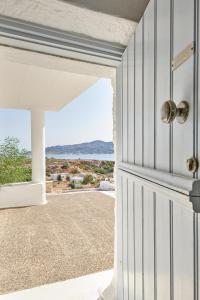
{"left": 0, "top": 45, "right": 116, "bottom": 297}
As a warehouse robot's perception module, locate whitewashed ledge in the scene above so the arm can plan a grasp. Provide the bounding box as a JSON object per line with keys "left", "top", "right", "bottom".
{"left": 0, "top": 182, "right": 47, "bottom": 209}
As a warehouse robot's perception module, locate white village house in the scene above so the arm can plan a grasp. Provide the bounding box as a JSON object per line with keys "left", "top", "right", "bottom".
{"left": 70, "top": 176, "right": 84, "bottom": 183}
{"left": 99, "top": 180, "right": 115, "bottom": 191}
{"left": 50, "top": 173, "right": 69, "bottom": 181}
{"left": 0, "top": 0, "right": 200, "bottom": 299}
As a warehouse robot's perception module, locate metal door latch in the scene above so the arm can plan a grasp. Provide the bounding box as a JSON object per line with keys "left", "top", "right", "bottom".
{"left": 161, "top": 100, "right": 189, "bottom": 124}
{"left": 187, "top": 157, "right": 199, "bottom": 173}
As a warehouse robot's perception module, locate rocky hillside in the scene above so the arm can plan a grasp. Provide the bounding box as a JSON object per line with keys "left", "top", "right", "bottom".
{"left": 46, "top": 140, "right": 114, "bottom": 154}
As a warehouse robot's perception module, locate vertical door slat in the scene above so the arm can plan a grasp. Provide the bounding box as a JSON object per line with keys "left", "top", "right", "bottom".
{"left": 156, "top": 194, "right": 171, "bottom": 300}
{"left": 143, "top": 187, "right": 155, "bottom": 300}
{"left": 116, "top": 174, "right": 124, "bottom": 299}
{"left": 143, "top": 0, "right": 155, "bottom": 168}
{"left": 122, "top": 50, "right": 128, "bottom": 163}
{"left": 135, "top": 183, "right": 143, "bottom": 299}
{"left": 122, "top": 176, "right": 129, "bottom": 299}
{"left": 127, "top": 179, "right": 135, "bottom": 299}
{"left": 135, "top": 21, "right": 143, "bottom": 165}
{"left": 116, "top": 63, "right": 123, "bottom": 164}
{"left": 173, "top": 202, "right": 194, "bottom": 299}
{"left": 156, "top": 0, "right": 170, "bottom": 172}
{"left": 127, "top": 36, "right": 135, "bottom": 164}
{"left": 173, "top": 0, "right": 194, "bottom": 176}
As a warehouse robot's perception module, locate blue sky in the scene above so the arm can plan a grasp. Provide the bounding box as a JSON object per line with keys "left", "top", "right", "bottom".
{"left": 0, "top": 79, "right": 113, "bottom": 150}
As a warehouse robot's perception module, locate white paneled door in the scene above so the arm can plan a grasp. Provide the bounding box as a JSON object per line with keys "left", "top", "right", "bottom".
{"left": 116, "top": 0, "right": 200, "bottom": 299}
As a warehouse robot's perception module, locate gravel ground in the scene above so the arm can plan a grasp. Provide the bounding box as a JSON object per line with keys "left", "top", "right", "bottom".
{"left": 0, "top": 192, "right": 114, "bottom": 294}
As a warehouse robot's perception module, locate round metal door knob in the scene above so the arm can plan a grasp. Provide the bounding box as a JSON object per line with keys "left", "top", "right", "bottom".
{"left": 186, "top": 157, "right": 198, "bottom": 173}
{"left": 161, "top": 100, "right": 189, "bottom": 124}
{"left": 176, "top": 101, "right": 190, "bottom": 124}
{"left": 161, "top": 100, "right": 177, "bottom": 124}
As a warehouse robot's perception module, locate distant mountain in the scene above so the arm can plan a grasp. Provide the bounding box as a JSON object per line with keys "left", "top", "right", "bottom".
{"left": 46, "top": 140, "right": 114, "bottom": 155}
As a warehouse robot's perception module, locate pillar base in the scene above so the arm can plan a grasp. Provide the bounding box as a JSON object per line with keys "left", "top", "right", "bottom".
{"left": 0, "top": 182, "right": 47, "bottom": 209}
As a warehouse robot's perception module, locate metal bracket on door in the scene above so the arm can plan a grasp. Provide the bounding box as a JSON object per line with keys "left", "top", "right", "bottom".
{"left": 190, "top": 196, "right": 200, "bottom": 213}
{"left": 171, "top": 41, "right": 195, "bottom": 71}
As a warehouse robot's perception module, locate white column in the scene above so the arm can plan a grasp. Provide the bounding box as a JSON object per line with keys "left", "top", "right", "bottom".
{"left": 31, "top": 109, "right": 45, "bottom": 184}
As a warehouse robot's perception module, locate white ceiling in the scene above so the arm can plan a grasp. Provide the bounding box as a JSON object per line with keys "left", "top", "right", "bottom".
{"left": 0, "top": 46, "right": 115, "bottom": 112}
{"left": 0, "top": 0, "right": 137, "bottom": 46}
{"left": 61, "top": 0, "right": 149, "bottom": 22}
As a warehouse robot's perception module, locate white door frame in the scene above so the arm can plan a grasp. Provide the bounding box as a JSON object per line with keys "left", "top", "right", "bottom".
{"left": 0, "top": 15, "right": 125, "bottom": 67}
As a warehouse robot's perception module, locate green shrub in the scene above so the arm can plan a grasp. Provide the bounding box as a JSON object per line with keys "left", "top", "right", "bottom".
{"left": 61, "top": 163, "right": 69, "bottom": 169}
{"left": 0, "top": 137, "right": 32, "bottom": 185}
{"left": 57, "top": 174, "right": 62, "bottom": 181}
{"left": 104, "top": 167, "right": 114, "bottom": 173}
{"left": 94, "top": 167, "right": 106, "bottom": 174}
{"left": 82, "top": 174, "right": 93, "bottom": 184}
{"left": 66, "top": 175, "right": 70, "bottom": 181}
{"left": 69, "top": 167, "right": 79, "bottom": 174}
{"left": 94, "top": 179, "right": 100, "bottom": 188}
{"left": 46, "top": 170, "right": 51, "bottom": 177}
{"left": 69, "top": 180, "right": 75, "bottom": 189}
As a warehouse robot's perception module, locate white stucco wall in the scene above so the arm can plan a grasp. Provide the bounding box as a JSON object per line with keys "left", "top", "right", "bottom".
{"left": 0, "top": 0, "right": 136, "bottom": 46}
{"left": 0, "top": 182, "right": 46, "bottom": 208}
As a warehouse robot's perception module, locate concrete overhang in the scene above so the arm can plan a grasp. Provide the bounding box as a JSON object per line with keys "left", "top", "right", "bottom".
{"left": 63, "top": 0, "right": 149, "bottom": 22}
{"left": 0, "top": 0, "right": 137, "bottom": 46}
{"left": 0, "top": 45, "right": 115, "bottom": 111}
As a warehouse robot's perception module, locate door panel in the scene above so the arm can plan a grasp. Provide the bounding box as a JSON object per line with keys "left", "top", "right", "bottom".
{"left": 143, "top": 0, "right": 155, "bottom": 168}
{"left": 116, "top": 63, "right": 123, "bottom": 163}
{"left": 173, "top": 202, "right": 194, "bottom": 299}
{"left": 198, "top": 0, "right": 200, "bottom": 180}
{"left": 198, "top": 214, "right": 200, "bottom": 299}
{"left": 127, "top": 36, "right": 135, "bottom": 164}
{"left": 172, "top": 0, "right": 194, "bottom": 176}
{"left": 156, "top": 194, "right": 171, "bottom": 300}
{"left": 117, "top": 0, "right": 196, "bottom": 178}
{"left": 116, "top": 174, "right": 124, "bottom": 299}
{"left": 134, "top": 182, "right": 143, "bottom": 299}
{"left": 122, "top": 50, "right": 128, "bottom": 163}
{"left": 122, "top": 176, "right": 128, "bottom": 299}
{"left": 116, "top": 0, "right": 199, "bottom": 298}
{"left": 156, "top": 0, "right": 171, "bottom": 172}
{"left": 135, "top": 20, "right": 143, "bottom": 166}
{"left": 143, "top": 187, "right": 155, "bottom": 300}
{"left": 117, "top": 170, "right": 196, "bottom": 300}
{"left": 127, "top": 179, "right": 135, "bottom": 299}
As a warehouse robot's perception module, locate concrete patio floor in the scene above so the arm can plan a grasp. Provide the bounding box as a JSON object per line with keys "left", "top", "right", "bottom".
{"left": 0, "top": 192, "right": 114, "bottom": 295}
{"left": 0, "top": 270, "right": 113, "bottom": 300}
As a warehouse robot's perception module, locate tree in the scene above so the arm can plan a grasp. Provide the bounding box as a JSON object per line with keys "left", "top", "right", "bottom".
{"left": 57, "top": 174, "right": 62, "bottom": 181}
{"left": 82, "top": 174, "right": 93, "bottom": 185}
{"left": 0, "top": 137, "right": 31, "bottom": 185}
{"left": 61, "top": 162, "right": 69, "bottom": 169}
